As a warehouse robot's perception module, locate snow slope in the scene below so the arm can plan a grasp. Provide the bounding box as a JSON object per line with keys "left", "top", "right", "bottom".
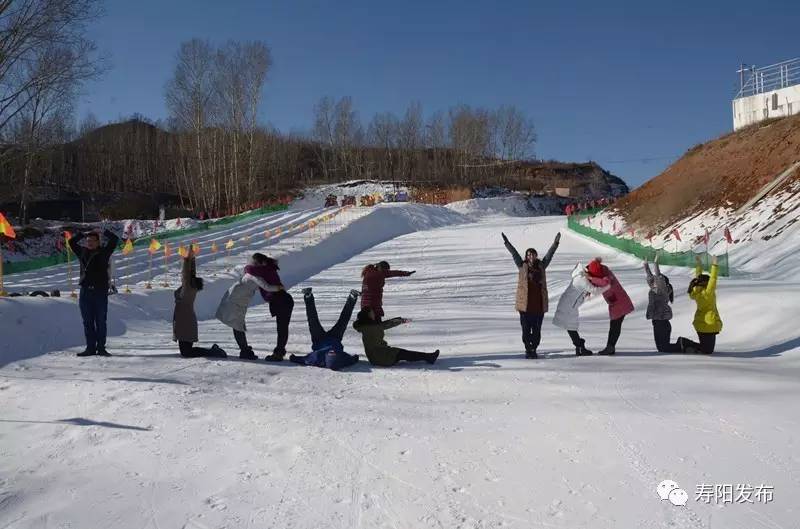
{"left": 1, "top": 209, "right": 799, "bottom": 529}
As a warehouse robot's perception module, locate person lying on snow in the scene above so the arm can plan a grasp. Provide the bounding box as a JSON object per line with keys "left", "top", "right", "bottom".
{"left": 677, "top": 255, "right": 723, "bottom": 354}
{"left": 501, "top": 231, "right": 560, "bottom": 359}
{"left": 584, "top": 258, "right": 635, "bottom": 356}
{"left": 173, "top": 246, "right": 226, "bottom": 358}
{"left": 552, "top": 262, "right": 611, "bottom": 356}
{"left": 289, "top": 288, "right": 360, "bottom": 371}
{"left": 643, "top": 255, "right": 681, "bottom": 353}
{"left": 215, "top": 253, "right": 284, "bottom": 360}
{"left": 353, "top": 307, "right": 439, "bottom": 366}
{"left": 360, "top": 260, "right": 415, "bottom": 322}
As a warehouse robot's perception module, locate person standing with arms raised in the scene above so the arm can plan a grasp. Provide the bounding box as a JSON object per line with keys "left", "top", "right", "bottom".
{"left": 69, "top": 228, "right": 119, "bottom": 357}
{"left": 502, "top": 231, "right": 561, "bottom": 358}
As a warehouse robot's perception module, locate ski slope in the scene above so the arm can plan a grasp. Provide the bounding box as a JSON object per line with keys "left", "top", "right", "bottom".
{"left": 1, "top": 204, "right": 799, "bottom": 529}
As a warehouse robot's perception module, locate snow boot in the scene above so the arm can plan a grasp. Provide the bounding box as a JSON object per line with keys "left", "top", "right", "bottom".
{"left": 264, "top": 350, "right": 285, "bottom": 362}
{"left": 426, "top": 350, "right": 440, "bottom": 364}
{"left": 598, "top": 346, "right": 616, "bottom": 356}
{"left": 210, "top": 344, "right": 227, "bottom": 358}
{"left": 239, "top": 346, "right": 258, "bottom": 360}
{"left": 77, "top": 349, "right": 96, "bottom": 357}
{"left": 575, "top": 341, "right": 593, "bottom": 356}
{"left": 96, "top": 348, "right": 112, "bottom": 357}
{"left": 525, "top": 349, "right": 538, "bottom": 359}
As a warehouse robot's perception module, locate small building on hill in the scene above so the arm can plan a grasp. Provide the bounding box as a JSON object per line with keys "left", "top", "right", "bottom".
{"left": 733, "top": 58, "right": 800, "bottom": 130}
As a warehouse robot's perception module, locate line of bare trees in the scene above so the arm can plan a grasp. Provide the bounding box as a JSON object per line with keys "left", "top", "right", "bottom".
{"left": 1, "top": 26, "right": 541, "bottom": 217}
{"left": 0, "top": 0, "right": 104, "bottom": 222}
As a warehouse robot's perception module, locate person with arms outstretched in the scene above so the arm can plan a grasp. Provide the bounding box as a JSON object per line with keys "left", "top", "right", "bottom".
{"left": 173, "top": 247, "right": 226, "bottom": 358}
{"left": 353, "top": 307, "right": 439, "bottom": 366}
{"left": 502, "top": 231, "right": 560, "bottom": 358}
{"left": 289, "top": 288, "right": 360, "bottom": 371}
{"left": 70, "top": 228, "right": 119, "bottom": 357}
{"left": 360, "top": 261, "right": 414, "bottom": 321}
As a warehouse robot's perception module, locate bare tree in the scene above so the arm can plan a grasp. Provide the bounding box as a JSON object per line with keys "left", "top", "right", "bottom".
{"left": 490, "top": 105, "right": 536, "bottom": 161}
{"left": 78, "top": 111, "right": 100, "bottom": 137}
{"left": 398, "top": 101, "right": 422, "bottom": 180}
{"left": 0, "top": 0, "right": 102, "bottom": 135}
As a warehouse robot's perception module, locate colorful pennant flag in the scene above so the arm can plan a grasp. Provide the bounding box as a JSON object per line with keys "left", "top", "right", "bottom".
{"left": 724, "top": 227, "right": 733, "bottom": 244}
{"left": 0, "top": 213, "right": 16, "bottom": 239}
{"left": 703, "top": 228, "right": 710, "bottom": 245}
{"left": 225, "top": 239, "right": 235, "bottom": 250}
{"left": 122, "top": 239, "right": 134, "bottom": 255}
{"left": 178, "top": 245, "right": 188, "bottom": 258}
{"left": 211, "top": 242, "right": 219, "bottom": 253}
{"left": 148, "top": 238, "right": 162, "bottom": 254}
{"left": 192, "top": 242, "right": 201, "bottom": 254}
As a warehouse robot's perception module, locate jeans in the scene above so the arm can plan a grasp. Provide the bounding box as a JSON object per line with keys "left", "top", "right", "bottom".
{"left": 518, "top": 312, "right": 544, "bottom": 352}
{"left": 305, "top": 291, "right": 357, "bottom": 348}
{"left": 269, "top": 291, "right": 294, "bottom": 354}
{"left": 79, "top": 286, "right": 108, "bottom": 352}
{"left": 607, "top": 316, "right": 625, "bottom": 348}
{"left": 652, "top": 320, "right": 682, "bottom": 352}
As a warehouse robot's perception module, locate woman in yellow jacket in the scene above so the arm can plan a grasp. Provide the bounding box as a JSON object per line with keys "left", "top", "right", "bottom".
{"left": 679, "top": 255, "right": 722, "bottom": 354}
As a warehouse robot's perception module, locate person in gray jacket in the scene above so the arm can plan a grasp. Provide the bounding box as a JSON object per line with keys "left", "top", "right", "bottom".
{"left": 644, "top": 256, "right": 681, "bottom": 352}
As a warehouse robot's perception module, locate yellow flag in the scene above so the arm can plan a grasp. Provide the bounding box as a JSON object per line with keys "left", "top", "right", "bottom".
{"left": 178, "top": 245, "right": 188, "bottom": 258}
{"left": 148, "top": 239, "right": 162, "bottom": 254}
{"left": 192, "top": 242, "right": 201, "bottom": 254}
{"left": 225, "top": 239, "right": 235, "bottom": 250}
{"left": 122, "top": 239, "right": 134, "bottom": 255}
{"left": 0, "top": 212, "right": 16, "bottom": 239}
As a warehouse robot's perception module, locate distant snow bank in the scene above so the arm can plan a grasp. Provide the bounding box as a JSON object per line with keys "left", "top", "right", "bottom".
{"left": 446, "top": 195, "right": 567, "bottom": 218}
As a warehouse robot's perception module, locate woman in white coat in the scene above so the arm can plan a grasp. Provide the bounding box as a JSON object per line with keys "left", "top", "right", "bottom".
{"left": 215, "top": 254, "right": 284, "bottom": 359}
{"left": 552, "top": 262, "right": 610, "bottom": 356}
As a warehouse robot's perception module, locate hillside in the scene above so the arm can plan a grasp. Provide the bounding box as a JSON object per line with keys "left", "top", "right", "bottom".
{"left": 615, "top": 113, "right": 800, "bottom": 227}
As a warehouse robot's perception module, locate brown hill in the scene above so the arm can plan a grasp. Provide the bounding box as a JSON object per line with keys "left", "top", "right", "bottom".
{"left": 615, "top": 113, "right": 800, "bottom": 227}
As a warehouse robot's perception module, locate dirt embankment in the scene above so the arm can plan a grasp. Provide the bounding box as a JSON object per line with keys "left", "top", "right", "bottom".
{"left": 615, "top": 113, "right": 800, "bottom": 228}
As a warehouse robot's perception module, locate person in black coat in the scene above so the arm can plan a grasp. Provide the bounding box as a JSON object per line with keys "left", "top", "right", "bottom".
{"left": 69, "top": 229, "right": 119, "bottom": 356}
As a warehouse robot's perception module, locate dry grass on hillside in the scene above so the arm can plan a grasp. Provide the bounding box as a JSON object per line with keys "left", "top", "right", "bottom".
{"left": 615, "top": 114, "right": 800, "bottom": 228}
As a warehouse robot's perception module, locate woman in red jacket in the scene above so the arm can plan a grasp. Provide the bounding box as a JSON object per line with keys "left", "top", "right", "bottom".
{"left": 585, "top": 258, "right": 634, "bottom": 355}
{"left": 360, "top": 261, "right": 415, "bottom": 322}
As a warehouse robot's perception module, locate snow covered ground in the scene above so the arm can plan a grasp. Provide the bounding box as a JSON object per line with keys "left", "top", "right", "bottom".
{"left": 1, "top": 205, "right": 799, "bottom": 528}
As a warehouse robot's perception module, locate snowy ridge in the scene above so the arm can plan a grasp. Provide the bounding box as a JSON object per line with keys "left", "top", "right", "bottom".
{"left": 446, "top": 195, "right": 567, "bottom": 219}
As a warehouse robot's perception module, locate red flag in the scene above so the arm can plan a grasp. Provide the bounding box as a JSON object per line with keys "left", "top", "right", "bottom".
{"left": 672, "top": 229, "right": 682, "bottom": 241}
{"left": 612, "top": 221, "right": 617, "bottom": 232}
{"left": 724, "top": 227, "right": 733, "bottom": 244}
{"left": 703, "top": 228, "right": 709, "bottom": 245}
{"left": 646, "top": 231, "right": 654, "bottom": 242}
{"left": 629, "top": 227, "right": 635, "bottom": 237}
{"left": 176, "top": 217, "right": 182, "bottom": 227}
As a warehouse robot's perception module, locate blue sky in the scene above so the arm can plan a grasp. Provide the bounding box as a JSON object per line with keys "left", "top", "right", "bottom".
{"left": 78, "top": 0, "right": 800, "bottom": 188}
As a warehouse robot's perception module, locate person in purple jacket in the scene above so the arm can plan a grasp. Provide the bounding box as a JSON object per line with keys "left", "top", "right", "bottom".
{"left": 245, "top": 253, "right": 294, "bottom": 362}
{"left": 585, "top": 258, "right": 635, "bottom": 355}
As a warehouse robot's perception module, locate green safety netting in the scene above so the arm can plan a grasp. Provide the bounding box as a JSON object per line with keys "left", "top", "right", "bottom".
{"left": 4, "top": 204, "right": 288, "bottom": 275}
{"left": 567, "top": 212, "right": 730, "bottom": 277}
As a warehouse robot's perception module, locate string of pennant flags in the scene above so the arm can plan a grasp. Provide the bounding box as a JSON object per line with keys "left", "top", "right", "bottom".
{"left": 581, "top": 214, "right": 735, "bottom": 248}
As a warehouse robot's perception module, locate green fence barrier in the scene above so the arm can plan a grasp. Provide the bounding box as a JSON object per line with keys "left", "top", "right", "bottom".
{"left": 4, "top": 204, "right": 289, "bottom": 275}
{"left": 567, "top": 213, "right": 730, "bottom": 277}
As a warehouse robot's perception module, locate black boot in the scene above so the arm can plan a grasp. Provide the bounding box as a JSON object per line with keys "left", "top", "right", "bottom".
{"left": 598, "top": 346, "right": 615, "bottom": 356}
{"left": 575, "top": 340, "right": 593, "bottom": 356}
{"left": 77, "top": 348, "right": 96, "bottom": 357}
{"left": 239, "top": 346, "right": 258, "bottom": 360}
{"left": 525, "top": 348, "right": 538, "bottom": 359}
{"left": 426, "top": 350, "right": 440, "bottom": 364}
{"left": 264, "top": 350, "right": 285, "bottom": 362}
{"left": 96, "top": 348, "right": 111, "bottom": 357}
{"left": 210, "top": 344, "right": 227, "bottom": 358}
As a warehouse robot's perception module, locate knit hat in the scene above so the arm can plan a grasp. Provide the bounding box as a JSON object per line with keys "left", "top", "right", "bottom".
{"left": 586, "top": 258, "right": 605, "bottom": 278}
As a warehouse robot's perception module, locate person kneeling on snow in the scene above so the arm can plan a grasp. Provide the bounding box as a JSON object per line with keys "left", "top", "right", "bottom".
{"left": 289, "top": 288, "right": 360, "bottom": 371}
{"left": 677, "top": 255, "right": 723, "bottom": 354}
{"left": 552, "top": 262, "right": 611, "bottom": 356}
{"left": 584, "top": 258, "right": 635, "bottom": 356}
{"left": 215, "top": 253, "right": 284, "bottom": 360}
{"left": 353, "top": 307, "right": 439, "bottom": 366}
{"left": 173, "top": 246, "right": 226, "bottom": 358}
{"left": 644, "top": 255, "right": 681, "bottom": 353}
